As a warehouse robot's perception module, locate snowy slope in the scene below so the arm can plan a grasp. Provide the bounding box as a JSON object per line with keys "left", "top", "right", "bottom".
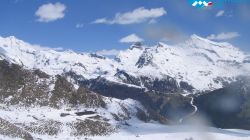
{"left": 0, "top": 35, "right": 248, "bottom": 92}
{"left": 116, "top": 35, "right": 247, "bottom": 91}
{"left": 0, "top": 97, "right": 145, "bottom": 139}
{"left": 0, "top": 36, "right": 118, "bottom": 79}
{"left": 2, "top": 116, "right": 250, "bottom": 140}
{"left": 92, "top": 120, "right": 250, "bottom": 140}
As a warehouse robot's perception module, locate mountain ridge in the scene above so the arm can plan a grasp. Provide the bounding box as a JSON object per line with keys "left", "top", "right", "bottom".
{"left": 0, "top": 35, "right": 249, "bottom": 92}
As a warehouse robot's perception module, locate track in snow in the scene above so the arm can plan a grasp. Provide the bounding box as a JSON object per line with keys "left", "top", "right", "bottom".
{"left": 179, "top": 97, "right": 198, "bottom": 123}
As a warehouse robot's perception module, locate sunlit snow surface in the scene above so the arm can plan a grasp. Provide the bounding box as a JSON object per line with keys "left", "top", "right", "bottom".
{"left": 93, "top": 121, "right": 250, "bottom": 140}
{"left": 2, "top": 118, "right": 250, "bottom": 140}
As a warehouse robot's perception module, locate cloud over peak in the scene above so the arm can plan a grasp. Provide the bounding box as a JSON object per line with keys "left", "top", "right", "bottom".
{"left": 207, "top": 32, "right": 240, "bottom": 40}
{"left": 35, "top": 2, "right": 66, "bottom": 22}
{"left": 93, "top": 7, "right": 166, "bottom": 25}
{"left": 119, "top": 34, "right": 144, "bottom": 43}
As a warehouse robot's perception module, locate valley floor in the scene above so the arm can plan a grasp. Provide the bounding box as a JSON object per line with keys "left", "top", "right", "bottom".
{"left": 0, "top": 120, "right": 250, "bottom": 140}
{"left": 93, "top": 120, "right": 250, "bottom": 140}
{"left": 2, "top": 119, "right": 250, "bottom": 140}
{"left": 1, "top": 104, "right": 250, "bottom": 140}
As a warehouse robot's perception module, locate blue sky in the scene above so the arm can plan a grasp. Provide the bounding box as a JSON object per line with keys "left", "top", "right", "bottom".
{"left": 0, "top": 0, "right": 249, "bottom": 54}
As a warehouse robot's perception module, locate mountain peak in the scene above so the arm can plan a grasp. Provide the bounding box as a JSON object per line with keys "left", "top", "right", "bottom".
{"left": 157, "top": 42, "right": 166, "bottom": 48}
{"left": 129, "top": 42, "right": 143, "bottom": 50}
{"left": 1, "top": 36, "right": 24, "bottom": 45}
{"left": 186, "top": 34, "right": 237, "bottom": 50}
{"left": 8, "top": 35, "right": 18, "bottom": 40}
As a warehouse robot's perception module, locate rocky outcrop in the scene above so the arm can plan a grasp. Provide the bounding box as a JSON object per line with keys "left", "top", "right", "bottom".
{"left": 50, "top": 75, "right": 106, "bottom": 108}
{"left": 114, "top": 70, "right": 194, "bottom": 93}
{"left": 68, "top": 119, "right": 116, "bottom": 136}
{"left": 0, "top": 117, "right": 33, "bottom": 140}
{"left": 0, "top": 60, "right": 51, "bottom": 106}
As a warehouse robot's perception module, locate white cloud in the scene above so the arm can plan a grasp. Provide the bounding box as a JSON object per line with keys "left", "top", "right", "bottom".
{"left": 96, "top": 49, "right": 120, "bottom": 56}
{"left": 148, "top": 19, "right": 157, "bottom": 24}
{"left": 93, "top": 7, "right": 166, "bottom": 25}
{"left": 94, "top": 18, "right": 108, "bottom": 24}
{"left": 119, "top": 34, "right": 144, "bottom": 43}
{"left": 207, "top": 32, "right": 240, "bottom": 40}
{"left": 76, "top": 23, "right": 84, "bottom": 28}
{"left": 216, "top": 10, "right": 225, "bottom": 17}
{"left": 35, "top": 2, "right": 66, "bottom": 22}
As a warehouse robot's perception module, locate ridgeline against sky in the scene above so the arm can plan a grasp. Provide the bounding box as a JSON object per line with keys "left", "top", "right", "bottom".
{"left": 0, "top": 0, "right": 249, "bottom": 53}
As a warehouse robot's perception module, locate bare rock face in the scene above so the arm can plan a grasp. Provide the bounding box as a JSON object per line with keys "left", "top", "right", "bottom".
{"left": 114, "top": 70, "right": 194, "bottom": 93}
{"left": 0, "top": 60, "right": 51, "bottom": 106}
{"left": 0, "top": 60, "right": 106, "bottom": 109}
{"left": 0, "top": 117, "right": 33, "bottom": 140}
{"left": 22, "top": 119, "right": 63, "bottom": 136}
{"left": 50, "top": 75, "right": 106, "bottom": 108}
{"left": 68, "top": 119, "right": 116, "bottom": 136}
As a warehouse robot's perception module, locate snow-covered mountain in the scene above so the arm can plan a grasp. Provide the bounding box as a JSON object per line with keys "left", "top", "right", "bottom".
{"left": 0, "top": 35, "right": 248, "bottom": 92}
{"left": 0, "top": 36, "right": 117, "bottom": 79}
{"left": 116, "top": 35, "right": 247, "bottom": 91}
{"left": 0, "top": 35, "right": 250, "bottom": 139}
